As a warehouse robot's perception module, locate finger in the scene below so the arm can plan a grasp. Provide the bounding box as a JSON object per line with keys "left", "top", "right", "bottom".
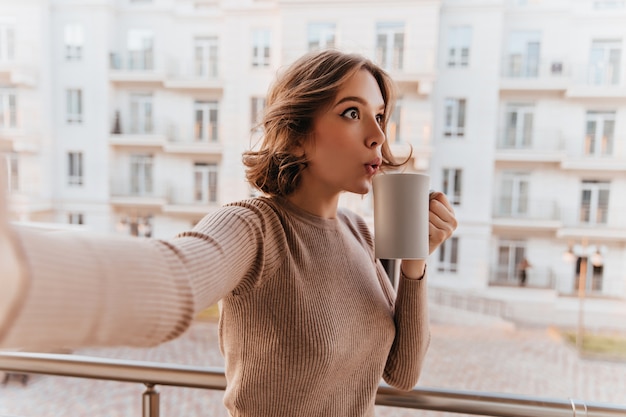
{"left": 429, "top": 191, "right": 455, "bottom": 213}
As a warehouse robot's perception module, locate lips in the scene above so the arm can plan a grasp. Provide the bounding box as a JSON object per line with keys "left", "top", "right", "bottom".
{"left": 365, "top": 157, "right": 382, "bottom": 175}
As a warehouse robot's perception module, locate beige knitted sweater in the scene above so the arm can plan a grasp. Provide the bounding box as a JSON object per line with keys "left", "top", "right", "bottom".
{"left": 2, "top": 196, "right": 430, "bottom": 417}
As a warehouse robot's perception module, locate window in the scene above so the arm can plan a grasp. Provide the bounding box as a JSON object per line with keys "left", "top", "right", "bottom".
{"left": 251, "top": 29, "right": 271, "bottom": 67}
{"left": 503, "top": 104, "right": 534, "bottom": 148}
{"left": 376, "top": 22, "right": 404, "bottom": 71}
{"left": 387, "top": 102, "right": 402, "bottom": 144}
{"left": 250, "top": 96, "right": 266, "bottom": 128}
{"left": 127, "top": 29, "right": 154, "bottom": 70}
{"left": 308, "top": 23, "right": 336, "bottom": 51}
{"left": 0, "top": 90, "right": 17, "bottom": 129}
{"left": 588, "top": 40, "right": 621, "bottom": 85}
{"left": 194, "top": 36, "right": 218, "bottom": 77}
{"left": 442, "top": 168, "right": 462, "bottom": 205}
{"left": 4, "top": 152, "right": 18, "bottom": 192}
{"left": 0, "top": 22, "right": 15, "bottom": 62}
{"left": 438, "top": 236, "right": 459, "bottom": 273}
{"left": 584, "top": 111, "right": 615, "bottom": 156}
{"left": 443, "top": 98, "right": 466, "bottom": 137}
{"left": 194, "top": 101, "right": 219, "bottom": 142}
{"left": 447, "top": 26, "right": 472, "bottom": 68}
{"left": 130, "top": 154, "right": 153, "bottom": 196}
{"left": 574, "top": 257, "right": 603, "bottom": 292}
{"left": 117, "top": 215, "right": 153, "bottom": 238}
{"left": 499, "top": 172, "right": 529, "bottom": 217}
{"left": 580, "top": 180, "right": 609, "bottom": 225}
{"left": 130, "top": 93, "right": 153, "bottom": 134}
{"left": 495, "top": 240, "right": 526, "bottom": 284}
{"left": 194, "top": 162, "right": 218, "bottom": 203}
{"left": 66, "top": 89, "right": 82, "bottom": 124}
{"left": 68, "top": 213, "right": 84, "bottom": 225}
{"left": 64, "top": 24, "right": 83, "bottom": 61}
{"left": 67, "top": 152, "right": 83, "bottom": 186}
{"left": 506, "top": 31, "right": 541, "bottom": 77}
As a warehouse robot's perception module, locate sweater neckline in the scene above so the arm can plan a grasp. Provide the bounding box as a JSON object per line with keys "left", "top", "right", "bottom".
{"left": 269, "top": 196, "right": 341, "bottom": 230}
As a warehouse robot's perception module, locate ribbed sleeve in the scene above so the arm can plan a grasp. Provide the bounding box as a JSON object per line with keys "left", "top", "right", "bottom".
{"left": 383, "top": 272, "right": 431, "bottom": 390}
{"left": 2, "top": 227, "right": 195, "bottom": 349}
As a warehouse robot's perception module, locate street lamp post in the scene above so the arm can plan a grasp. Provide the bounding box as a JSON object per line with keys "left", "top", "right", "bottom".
{"left": 564, "top": 238, "right": 603, "bottom": 354}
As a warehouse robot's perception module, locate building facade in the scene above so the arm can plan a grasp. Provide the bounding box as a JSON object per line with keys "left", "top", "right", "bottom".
{"left": 2, "top": 0, "right": 626, "bottom": 306}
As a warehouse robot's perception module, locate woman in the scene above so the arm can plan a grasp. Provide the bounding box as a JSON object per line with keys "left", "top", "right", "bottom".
{"left": 0, "top": 49, "right": 456, "bottom": 416}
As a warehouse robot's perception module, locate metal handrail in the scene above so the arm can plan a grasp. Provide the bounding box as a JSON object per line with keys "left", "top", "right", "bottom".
{"left": 1, "top": 351, "right": 625, "bottom": 417}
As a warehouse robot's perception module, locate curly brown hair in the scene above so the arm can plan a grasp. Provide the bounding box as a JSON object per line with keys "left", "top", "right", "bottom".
{"left": 243, "top": 49, "right": 410, "bottom": 197}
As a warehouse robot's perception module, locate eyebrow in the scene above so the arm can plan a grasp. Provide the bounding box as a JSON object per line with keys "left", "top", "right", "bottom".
{"left": 334, "top": 96, "right": 385, "bottom": 111}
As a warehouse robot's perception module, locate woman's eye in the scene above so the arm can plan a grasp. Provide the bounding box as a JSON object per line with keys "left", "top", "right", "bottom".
{"left": 341, "top": 108, "right": 360, "bottom": 119}
{"left": 376, "top": 114, "right": 384, "bottom": 125}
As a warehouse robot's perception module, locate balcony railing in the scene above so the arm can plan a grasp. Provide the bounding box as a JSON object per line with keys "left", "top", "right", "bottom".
{"left": 1, "top": 351, "right": 625, "bottom": 417}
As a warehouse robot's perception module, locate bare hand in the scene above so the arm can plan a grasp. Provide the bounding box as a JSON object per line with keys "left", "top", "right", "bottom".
{"left": 427, "top": 191, "right": 457, "bottom": 254}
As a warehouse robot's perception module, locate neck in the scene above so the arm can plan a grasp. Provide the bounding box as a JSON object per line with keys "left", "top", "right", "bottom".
{"left": 285, "top": 188, "right": 340, "bottom": 219}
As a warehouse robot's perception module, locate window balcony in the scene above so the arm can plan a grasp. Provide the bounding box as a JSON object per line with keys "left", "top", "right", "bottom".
{"left": 164, "top": 126, "right": 223, "bottom": 155}
{"left": 164, "top": 59, "right": 224, "bottom": 93}
{"left": 492, "top": 198, "right": 561, "bottom": 232}
{"left": 494, "top": 128, "right": 565, "bottom": 163}
{"left": 109, "top": 179, "right": 168, "bottom": 208}
{"left": 500, "top": 56, "right": 571, "bottom": 91}
{"left": 566, "top": 62, "right": 626, "bottom": 97}
{"left": 109, "top": 52, "right": 165, "bottom": 84}
{"left": 559, "top": 207, "right": 626, "bottom": 241}
{"left": 0, "top": 62, "right": 38, "bottom": 87}
{"left": 561, "top": 135, "right": 626, "bottom": 171}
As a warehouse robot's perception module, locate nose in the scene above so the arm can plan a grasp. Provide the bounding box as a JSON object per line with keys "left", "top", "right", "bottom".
{"left": 365, "top": 116, "right": 386, "bottom": 149}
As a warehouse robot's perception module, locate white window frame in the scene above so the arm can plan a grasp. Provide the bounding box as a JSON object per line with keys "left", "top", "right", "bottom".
{"left": 67, "top": 151, "right": 83, "bottom": 186}
{"left": 447, "top": 26, "right": 472, "bottom": 68}
{"left": 495, "top": 239, "right": 526, "bottom": 283}
{"left": 64, "top": 24, "right": 83, "bottom": 61}
{"left": 250, "top": 96, "right": 266, "bottom": 129}
{"left": 68, "top": 212, "right": 84, "bottom": 225}
{"left": 443, "top": 98, "right": 466, "bottom": 137}
{"left": 504, "top": 104, "right": 534, "bottom": 148}
{"left": 251, "top": 29, "right": 271, "bottom": 68}
{"left": 130, "top": 93, "right": 154, "bottom": 134}
{"left": 506, "top": 31, "right": 541, "bottom": 78}
{"left": 580, "top": 180, "right": 610, "bottom": 225}
{"left": 438, "top": 236, "right": 459, "bottom": 273}
{"left": 4, "top": 153, "right": 18, "bottom": 192}
{"left": 194, "top": 162, "right": 218, "bottom": 204}
{"left": 376, "top": 22, "right": 405, "bottom": 71}
{"left": 194, "top": 101, "right": 219, "bottom": 142}
{"left": 584, "top": 111, "right": 615, "bottom": 156}
{"left": 0, "top": 22, "right": 15, "bottom": 62}
{"left": 499, "top": 172, "right": 530, "bottom": 217}
{"left": 66, "top": 88, "right": 82, "bottom": 124}
{"left": 0, "top": 89, "right": 17, "bottom": 129}
{"left": 127, "top": 29, "right": 154, "bottom": 71}
{"left": 442, "top": 168, "right": 462, "bottom": 206}
{"left": 588, "top": 39, "right": 621, "bottom": 85}
{"left": 194, "top": 36, "right": 219, "bottom": 78}
{"left": 130, "top": 154, "right": 154, "bottom": 196}
{"left": 308, "top": 22, "right": 336, "bottom": 51}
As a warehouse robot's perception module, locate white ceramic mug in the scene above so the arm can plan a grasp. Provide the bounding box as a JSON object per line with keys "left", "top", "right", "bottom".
{"left": 372, "top": 173, "right": 430, "bottom": 260}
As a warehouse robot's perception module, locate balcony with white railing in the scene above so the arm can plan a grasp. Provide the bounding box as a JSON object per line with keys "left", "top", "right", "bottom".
{"left": 492, "top": 197, "right": 561, "bottom": 231}
{"left": 163, "top": 186, "right": 221, "bottom": 216}
{"left": 108, "top": 112, "right": 169, "bottom": 148}
{"left": 0, "top": 62, "right": 38, "bottom": 88}
{"left": 566, "top": 61, "right": 626, "bottom": 97}
{"left": 559, "top": 205, "right": 626, "bottom": 241}
{"left": 109, "top": 179, "right": 168, "bottom": 208}
{"left": 494, "top": 128, "right": 565, "bottom": 162}
{"left": 109, "top": 52, "right": 166, "bottom": 84}
{"left": 500, "top": 55, "right": 571, "bottom": 91}
{"left": 561, "top": 135, "right": 626, "bottom": 171}
{"left": 164, "top": 59, "right": 224, "bottom": 92}
{"left": 164, "top": 125, "right": 224, "bottom": 155}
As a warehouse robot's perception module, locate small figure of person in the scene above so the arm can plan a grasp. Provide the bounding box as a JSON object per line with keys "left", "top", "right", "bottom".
{"left": 518, "top": 258, "right": 531, "bottom": 287}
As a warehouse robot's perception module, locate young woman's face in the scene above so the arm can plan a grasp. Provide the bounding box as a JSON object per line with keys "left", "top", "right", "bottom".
{"left": 300, "top": 68, "right": 386, "bottom": 197}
